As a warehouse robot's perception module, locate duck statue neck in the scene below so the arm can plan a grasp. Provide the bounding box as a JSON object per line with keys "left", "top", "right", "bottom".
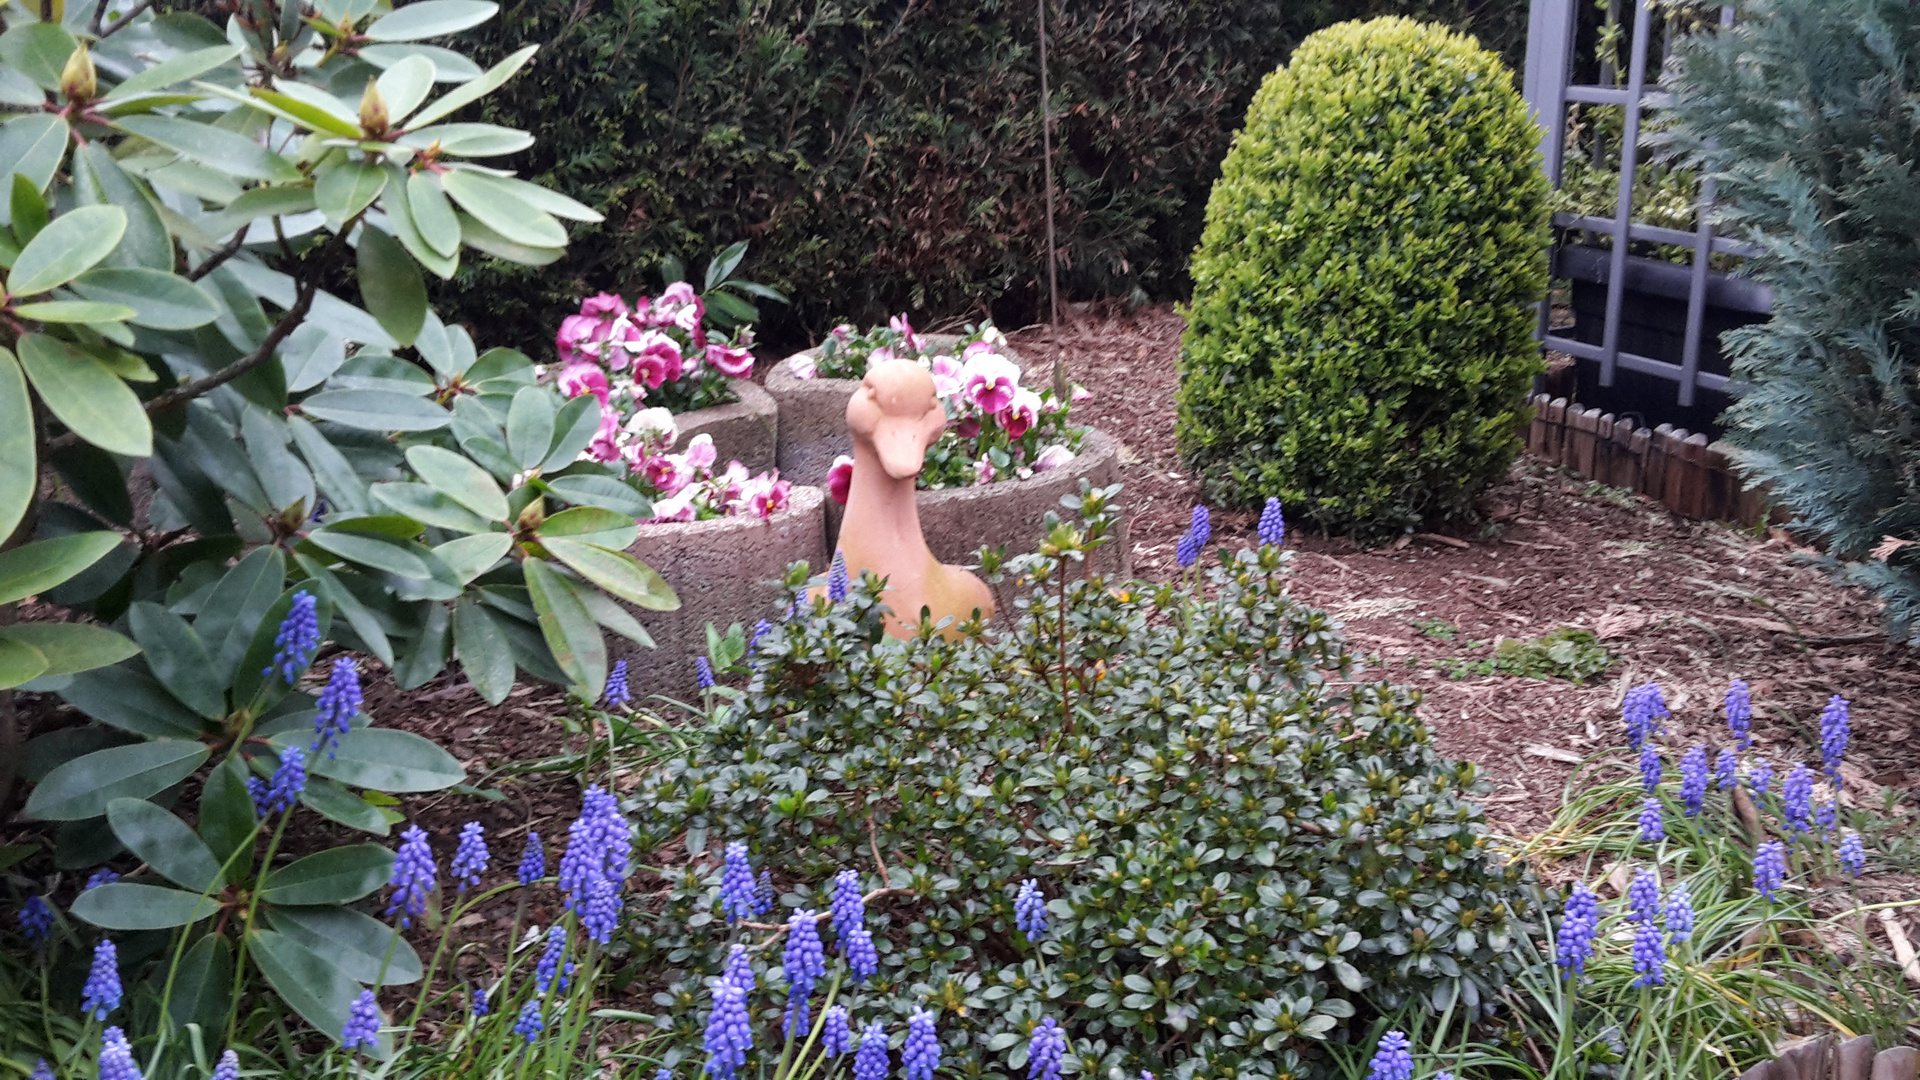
{"left": 829, "top": 358, "right": 994, "bottom": 638}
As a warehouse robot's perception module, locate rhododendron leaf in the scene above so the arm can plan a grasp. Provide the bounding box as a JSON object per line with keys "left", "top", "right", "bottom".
{"left": 434, "top": 532, "right": 511, "bottom": 584}
{"left": 407, "top": 44, "right": 536, "bottom": 129}
{"left": 371, "top": 481, "right": 492, "bottom": 533}
{"left": 380, "top": 164, "right": 458, "bottom": 279}
{"left": 453, "top": 595, "right": 514, "bottom": 705}
{"left": 8, "top": 205, "right": 126, "bottom": 296}
{"left": 406, "top": 445, "right": 508, "bottom": 522}
{"left": 247, "top": 930, "right": 371, "bottom": 1055}
{"left": 575, "top": 586, "right": 653, "bottom": 647}
{"left": 364, "top": 0, "right": 497, "bottom": 43}
{"left": 374, "top": 55, "right": 436, "bottom": 123}
{"left": 539, "top": 394, "right": 602, "bottom": 471}
{"left": 354, "top": 224, "right": 426, "bottom": 346}
{"left": 298, "top": 389, "right": 450, "bottom": 431}
{"left": 523, "top": 557, "right": 605, "bottom": 700}
{"left": 314, "top": 159, "right": 387, "bottom": 225}
{"left": 541, "top": 474, "right": 649, "bottom": 518}
{"left": 440, "top": 170, "right": 566, "bottom": 248}
{"left": 305, "top": 528, "right": 430, "bottom": 578}
{"left": 534, "top": 506, "right": 637, "bottom": 550}
{"left": 0, "top": 349, "right": 32, "bottom": 542}
{"left": 506, "top": 385, "right": 555, "bottom": 469}
{"left": 541, "top": 538, "right": 677, "bottom": 611}
{"left": 0, "top": 637, "right": 48, "bottom": 691}
{"left": 15, "top": 334, "right": 152, "bottom": 458}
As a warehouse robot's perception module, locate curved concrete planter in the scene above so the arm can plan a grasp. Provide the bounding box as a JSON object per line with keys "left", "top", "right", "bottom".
{"left": 672, "top": 378, "right": 778, "bottom": 476}
{"left": 824, "top": 428, "right": 1129, "bottom": 578}
{"left": 619, "top": 485, "right": 826, "bottom": 701}
{"left": 768, "top": 336, "right": 1026, "bottom": 486}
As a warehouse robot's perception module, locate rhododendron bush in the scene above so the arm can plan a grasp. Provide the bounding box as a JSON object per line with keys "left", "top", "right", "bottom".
{"left": 795, "top": 316, "right": 1089, "bottom": 497}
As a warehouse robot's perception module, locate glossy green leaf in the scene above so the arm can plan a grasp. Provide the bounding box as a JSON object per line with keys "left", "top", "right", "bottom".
{"left": 542, "top": 538, "right": 678, "bottom": 610}
{"left": 403, "top": 122, "right": 532, "bottom": 157}
{"left": 0, "top": 623, "right": 139, "bottom": 678}
{"left": 330, "top": 353, "right": 435, "bottom": 396}
{"left": 224, "top": 261, "right": 398, "bottom": 349}
{"left": 57, "top": 667, "right": 208, "bottom": 739}
{"left": 0, "top": 65, "right": 39, "bottom": 108}
{"left": 48, "top": 441, "right": 131, "bottom": 527}
{"left": 0, "top": 637, "right": 49, "bottom": 690}
{"left": 70, "top": 268, "right": 220, "bottom": 329}
{"left": 290, "top": 555, "right": 394, "bottom": 670}
{"left": 248, "top": 929, "right": 377, "bottom": 1052}
{"left": 198, "top": 754, "right": 257, "bottom": 875}
{"left": 10, "top": 172, "right": 47, "bottom": 242}
{"left": 196, "top": 546, "right": 288, "bottom": 687}
{"left": 0, "top": 115, "right": 69, "bottom": 227}
{"left": 504, "top": 385, "right": 556, "bottom": 469}
{"left": 69, "top": 881, "right": 220, "bottom": 929}
{"left": 439, "top": 169, "right": 565, "bottom": 248}
{"left": 315, "top": 159, "right": 387, "bottom": 225}
{"left": 406, "top": 444, "right": 508, "bottom": 522}
{"left": 7, "top": 205, "right": 127, "bottom": 296}
{"left": 14, "top": 334, "right": 152, "bottom": 458}
{"left": 168, "top": 933, "right": 233, "bottom": 1035}
{"left": 391, "top": 598, "right": 449, "bottom": 690}
{"left": 434, "top": 532, "right": 511, "bottom": 583}
{"left": 280, "top": 324, "right": 349, "bottom": 393}
{"left": 488, "top": 173, "right": 602, "bottom": 224}
{"left": 365, "top": 0, "right": 498, "bottom": 41}
{"left": 369, "top": 482, "right": 491, "bottom": 533}
{"left": 24, "top": 740, "right": 211, "bottom": 821}
{"left": 306, "top": 527, "right": 430, "bottom": 577}
{"left": 0, "top": 531, "right": 122, "bottom": 605}
{"left": 360, "top": 42, "right": 481, "bottom": 82}
{"left": 454, "top": 211, "right": 563, "bottom": 266}
{"left": 307, "top": 728, "right": 466, "bottom": 792}
{"left": 375, "top": 54, "right": 436, "bottom": 122}
{"left": 524, "top": 557, "right": 606, "bottom": 698}
{"left": 252, "top": 83, "right": 360, "bottom": 138}
{"left": 285, "top": 414, "right": 370, "bottom": 515}
{"left": 106, "top": 797, "right": 225, "bottom": 891}
{"left": 453, "top": 594, "right": 514, "bottom": 704}
{"left": 295, "top": 775, "right": 390, "bottom": 836}
{"left": 115, "top": 114, "right": 302, "bottom": 181}
{"left": 576, "top": 586, "right": 653, "bottom": 647}
{"left": 126, "top": 601, "right": 226, "bottom": 718}
{"left": 0, "top": 349, "right": 32, "bottom": 540}
{"left": 268, "top": 905, "right": 421, "bottom": 984}
{"left": 242, "top": 407, "right": 317, "bottom": 515}
{"left": 467, "top": 346, "right": 534, "bottom": 382}
{"left": 107, "top": 44, "right": 241, "bottom": 99}
{"left": 260, "top": 844, "right": 394, "bottom": 904}
{"left": 536, "top": 506, "right": 640, "bottom": 550}
{"left": 299, "top": 389, "right": 450, "bottom": 431}
{"left": 543, "top": 473, "right": 650, "bottom": 518}
{"left": 379, "top": 164, "right": 457, "bottom": 279}
{"left": 406, "top": 170, "right": 460, "bottom": 258}
{"left": 71, "top": 142, "right": 171, "bottom": 271}
{"left": 0, "top": 23, "right": 76, "bottom": 90}
{"left": 354, "top": 225, "right": 427, "bottom": 347}
{"left": 12, "top": 300, "right": 137, "bottom": 324}
{"left": 209, "top": 184, "right": 320, "bottom": 236}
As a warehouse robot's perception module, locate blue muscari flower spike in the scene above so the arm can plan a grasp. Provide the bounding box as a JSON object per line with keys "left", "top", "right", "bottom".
{"left": 828, "top": 551, "right": 850, "bottom": 602}
{"left": 1015, "top": 878, "right": 1048, "bottom": 942}
{"left": 754, "top": 870, "right": 775, "bottom": 915}
{"left": 822, "top": 1006, "right": 854, "bottom": 1056}
{"left": 1622, "top": 682, "right": 1669, "bottom": 751}
{"left": 518, "top": 832, "right": 546, "bottom": 885}
{"left": 342, "top": 989, "right": 381, "bottom": 1051}
{"left": 1638, "top": 797, "right": 1665, "bottom": 842}
{"left": 1638, "top": 743, "right": 1662, "bottom": 793}
{"left": 31, "top": 1060, "right": 53, "bottom": 1080}
{"left": 82, "top": 939, "right": 122, "bottom": 1019}
{"left": 845, "top": 925, "right": 879, "bottom": 982}
{"left": 830, "top": 869, "right": 864, "bottom": 944}
{"left": 604, "top": 659, "right": 631, "bottom": 707}
{"left": 557, "top": 785, "right": 629, "bottom": 916}
{"left": 1555, "top": 883, "right": 1600, "bottom": 978}
{"left": 1664, "top": 885, "right": 1694, "bottom": 943}
{"left": 385, "top": 825, "right": 436, "bottom": 927}
{"left": 262, "top": 745, "right": 307, "bottom": 816}
{"left": 581, "top": 873, "right": 621, "bottom": 944}
{"left": 1753, "top": 840, "right": 1788, "bottom": 901}
{"left": 1679, "top": 746, "right": 1708, "bottom": 817}
{"left": 719, "top": 842, "right": 756, "bottom": 923}
{"left": 1749, "top": 757, "right": 1773, "bottom": 797}
{"left": 1630, "top": 919, "right": 1666, "bottom": 987}
{"left": 1434, "top": 1074, "right": 1456, "bottom": 1080}
{"left": 1626, "top": 868, "right": 1660, "bottom": 925}
{"left": 18, "top": 895, "right": 53, "bottom": 949}
{"left": 1174, "top": 530, "right": 1200, "bottom": 569}
{"left": 1188, "top": 505, "right": 1211, "bottom": 548}
{"left": 514, "top": 1000, "right": 545, "bottom": 1045}
{"left": 1028, "top": 1017, "right": 1067, "bottom": 1080}
{"left": 1815, "top": 798, "right": 1838, "bottom": 836}
{"left": 535, "top": 924, "right": 574, "bottom": 994}
{"left": 1838, "top": 832, "right": 1866, "bottom": 876}
{"left": 1819, "top": 695, "right": 1850, "bottom": 782}
{"left": 264, "top": 591, "right": 320, "bottom": 685}
{"left": 470, "top": 988, "right": 489, "bottom": 1017}
{"left": 1725, "top": 678, "right": 1752, "bottom": 750}
{"left": 696, "top": 656, "right": 715, "bottom": 689}
{"left": 311, "top": 657, "right": 362, "bottom": 758}
{"left": 1782, "top": 762, "right": 1814, "bottom": 839}
{"left": 723, "top": 943, "right": 755, "bottom": 992}
{"left": 656, "top": 1070, "right": 673, "bottom": 1080}
{"left": 1364, "top": 1029, "right": 1413, "bottom": 1080}
{"left": 211, "top": 1052, "right": 239, "bottom": 1080}
{"left": 98, "top": 1029, "right": 141, "bottom": 1080}
{"left": 783, "top": 908, "right": 827, "bottom": 1034}
{"left": 902, "top": 1008, "right": 942, "bottom": 1080}
{"left": 853, "top": 1021, "right": 890, "bottom": 1080}
{"left": 703, "top": 982, "right": 752, "bottom": 1080}
{"left": 84, "top": 869, "right": 119, "bottom": 891}
{"left": 748, "top": 619, "right": 773, "bottom": 654}
{"left": 246, "top": 776, "right": 270, "bottom": 818}
{"left": 1258, "top": 497, "right": 1286, "bottom": 547}
{"left": 450, "top": 823, "right": 487, "bottom": 893}
{"left": 1714, "top": 749, "right": 1738, "bottom": 791}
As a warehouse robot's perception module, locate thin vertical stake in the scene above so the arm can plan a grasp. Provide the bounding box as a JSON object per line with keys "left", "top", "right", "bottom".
{"left": 1037, "top": 0, "right": 1064, "bottom": 398}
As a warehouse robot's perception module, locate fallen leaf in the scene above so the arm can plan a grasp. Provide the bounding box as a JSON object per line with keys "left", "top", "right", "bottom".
{"left": 1525, "top": 744, "right": 1583, "bottom": 764}
{"left": 1594, "top": 607, "right": 1651, "bottom": 640}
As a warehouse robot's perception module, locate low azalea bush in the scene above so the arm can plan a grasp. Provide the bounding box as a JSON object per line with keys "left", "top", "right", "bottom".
{"left": 795, "top": 315, "right": 1088, "bottom": 497}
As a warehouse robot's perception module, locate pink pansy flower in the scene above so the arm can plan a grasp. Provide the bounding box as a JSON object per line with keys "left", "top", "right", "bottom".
{"left": 733, "top": 474, "right": 791, "bottom": 519}
{"left": 868, "top": 346, "right": 896, "bottom": 365}
{"left": 579, "top": 293, "right": 629, "bottom": 321}
{"left": 714, "top": 461, "right": 750, "bottom": 504}
{"left": 649, "top": 489, "right": 697, "bottom": 522}
{"left": 706, "top": 341, "right": 754, "bottom": 378}
{"left": 556, "top": 314, "right": 608, "bottom": 365}
{"left": 963, "top": 351, "right": 1021, "bottom": 414}
{"left": 998, "top": 388, "right": 1042, "bottom": 439}
{"left": 826, "top": 455, "right": 854, "bottom": 506}
{"left": 953, "top": 416, "right": 982, "bottom": 439}
{"left": 1070, "top": 383, "right": 1092, "bottom": 404}
{"left": 972, "top": 457, "right": 996, "bottom": 486}
{"left": 644, "top": 454, "right": 693, "bottom": 497}
{"left": 557, "top": 361, "right": 611, "bottom": 404}
{"left": 829, "top": 324, "right": 855, "bottom": 342}
{"left": 651, "top": 282, "right": 705, "bottom": 335}
{"left": 585, "top": 410, "right": 623, "bottom": 463}
{"left": 928, "top": 354, "right": 964, "bottom": 398}
{"left": 889, "top": 314, "right": 923, "bottom": 352}
{"left": 628, "top": 330, "right": 684, "bottom": 388}
{"left": 788, "top": 353, "right": 818, "bottom": 379}
{"left": 599, "top": 321, "right": 648, "bottom": 372}
{"left": 682, "top": 433, "right": 718, "bottom": 472}
{"left": 1033, "top": 444, "right": 1076, "bottom": 472}
{"left": 624, "top": 406, "right": 677, "bottom": 448}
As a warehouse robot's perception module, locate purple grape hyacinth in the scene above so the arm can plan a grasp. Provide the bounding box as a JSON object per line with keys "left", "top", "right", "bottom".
{"left": 260, "top": 745, "right": 307, "bottom": 816}
{"left": 471, "top": 987, "right": 489, "bottom": 1017}
{"left": 1015, "top": 878, "right": 1048, "bottom": 942}
{"left": 311, "top": 657, "right": 362, "bottom": 757}
{"left": 1623, "top": 682, "right": 1669, "bottom": 751}
{"left": 1630, "top": 919, "right": 1666, "bottom": 987}
{"left": 783, "top": 908, "right": 827, "bottom": 1034}
{"left": 1819, "top": 695, "right": 1850, "bottom": 782}
{"left": 1638, "top": 798, "right": 1665, "bottom": 842}
{"left": 385, "top": 825, "right": 436, "bottom": 927}
{"left": 830, "top": 868, "right": 865, "bottom": 944}
{"left": 1028, "top": 1017, "right": 1068, "bottom": 1080}
{"left": 696, "top": 656, "right": 715, "bottom": 689}
{"left": 514, "top": 1000, "right": 545, "bottom": 1045}
{"left": 1838, "top": 832, "right": 1866, "bottom": 876}
{"left": 719, "top": 842, "right": 756, "bottom": 923}
{"left": 84, "top": 869, "right": 119, "bottom": 891}
{"left": 342, "top": 989, "right": 381, "bottom": 1050}
{"left": 582, "top": 873, "right": 622, "bottom": 945}
{"left": 1782, "top": 762, "right": 1814, "bottom": 839}
{"left": 31, "top": 1061, "right": 52, "bottom": 1080}
{"left": 822, "top": 1006, "right": 854, "bottom": 1056}
{"left": 1639, "top": 744, "right": 1662, "bottom": 793}
{"left": 1725, "top": 678, "right": 1752, "bottom": 750}
{"left": 557, "top": 785, "right": 629, "bottom": 917}
{"left": 1679, "top": 746, "right": 1709, "bottom": 817}
{"left": 535, "top": 924, "right": 574, "bottom": 994}
{"left": 1174, "top": 530, "right": 1201, "bottom": 569}
{"left": 1556, "top": 883, "right": 1600, "bottom": 978}
{"left": 81, "top": 939, "right": 121, "bottom": 1019}
{"left": 1258, "top": 497, "right": 1286, "bottom": 547}
{"left": 1816, "top": 798, "right": 1838, "bottom": 836}
{"left": 854, "top": 1021, "right": 890, "bottom": 1080}
{"left": 1664, "top": 885, "right": 1694, "bottom": 943}
{"left": 518, "top": 832, "right": 546, "bottom": 885}
{"left": 723, "top": 943, "right": 755, "bottom": 992}
{"left": 211, "top": 1050, "right": 239, "bottom": 1080}
{"left": 1626, "top": 868, "right": 1661, "bottom": 925}
{"left": 1714, "top": 749, "right": 1738, "bottom": 791}
{"left": 605, "top": 659, "right": 631, "bottom": 707}
{"left": 828, "top": 551, "right": 850, "bottom": 602}
{"left": 1749, "top": 757, "right": 1773, "bottom": 797}
{"left": 703, "top": 982, "right": 752, "bottom": 1080}
{"left": 754, "top": 870, "right": 774, "bottom": 915}
{"left": 1188, "top": 505, "right": 1212, "bottom": 549}
{"left": 451, "top": 821, "right": 488, "bottom": 893}
{"left": 98, "top": 1029, "right": 141, "bottom": 1080}
{"left": 18, "top": 895, "right": 52, "bottom": 949}
{"left": 1753, "top": 841, "right": 1788, "bottom": 901}
{"left": 264, "top": 590, "right": 319, "bottom": 684}
{"left": 845, "top": 925, "right": 879, "bottom": 982}
{"left": 1364, "top": 1029, "right": 1414, "bottom": 1080}
{"left": 902, "top": 1008, "right": 942, "bottom": 1080}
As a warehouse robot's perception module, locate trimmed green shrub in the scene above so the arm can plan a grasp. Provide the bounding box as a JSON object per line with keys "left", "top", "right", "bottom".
{"left": 1665, "top": 0, "right": 1920, "bottom": 641}
{"left": 625, "top": 491, "right": 1535, "bottom": 1080}
{"left": 1176, "top": 18, "right": 1550, "bottom": 540}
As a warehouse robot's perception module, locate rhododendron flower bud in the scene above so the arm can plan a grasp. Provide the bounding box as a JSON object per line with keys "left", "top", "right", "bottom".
{"left": 889, "top": 314, "right": 922, "bottom": 351}
{"left": 558, "top": 362, "right": 611, "bottom": 404}
{"left": 788, "top": 353, "right": 818, "bottom": 379}
{"left": 929, "top": 354, "right": 964, "bottom": 398}
{"left": 628, "top": 330, "right": 683, "bottom": 387}
{"left": 827, "top": 455, "right": 854, "bottom": 506}
{"left": 1033, "top": 444, "right": 1075, "bottom": 472}
{"left": 999, "top": 389, "right": 1042, "bottom": 439}
{"left": 580, "top": 293, "right": 629, "bottom": 320}
{"left": 963, "top": 352, "right": 1021, "bottom": 414}
{"left": 973, "top": 458, "right": 995, "bottom": 485}
{"left": 625, "top": 407, "right": 678, "bottom": 448}
{"left": 707, "top": 341, "right": 755, "bottom": 378}
{"left": 683, "top": 434, "right": 719, "bottom": 471}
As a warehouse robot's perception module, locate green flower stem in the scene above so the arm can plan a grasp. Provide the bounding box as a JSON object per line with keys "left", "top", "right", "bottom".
{"left": 225, "top": 810, "right": 294, "bottom": 1043}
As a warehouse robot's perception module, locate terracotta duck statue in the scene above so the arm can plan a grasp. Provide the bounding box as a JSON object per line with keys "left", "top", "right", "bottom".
{"left": 827, "top": 357, "right": 994, "bottom": 638}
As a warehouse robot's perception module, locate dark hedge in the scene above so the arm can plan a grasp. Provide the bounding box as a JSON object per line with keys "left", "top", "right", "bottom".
{"left": 434, "top": 0, "right": 1528, "bottom": 352}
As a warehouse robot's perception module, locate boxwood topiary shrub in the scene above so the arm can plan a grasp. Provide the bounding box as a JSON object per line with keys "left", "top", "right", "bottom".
{"left": 624, "top": 490, "right": 1534, "bottom": 1080}
{"left": 1176, "top": 18, "right": 1550, "bottom": 540}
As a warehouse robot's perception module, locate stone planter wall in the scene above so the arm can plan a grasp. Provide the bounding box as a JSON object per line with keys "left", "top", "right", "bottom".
{"left": 618, "top": 485, "right": 826, "bottom": 701}
{"left": 673, "top": 378, "right": 778, "bottom": 476}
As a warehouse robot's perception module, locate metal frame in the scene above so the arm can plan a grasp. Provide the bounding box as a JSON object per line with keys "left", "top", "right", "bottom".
{"left": 1523, "top": 0, "right": 1754, "bottom": 409}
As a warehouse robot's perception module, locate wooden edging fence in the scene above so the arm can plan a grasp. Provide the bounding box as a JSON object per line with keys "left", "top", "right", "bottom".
{"left": 1524, "top": 394, "right": 1770, "bottom": 525}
